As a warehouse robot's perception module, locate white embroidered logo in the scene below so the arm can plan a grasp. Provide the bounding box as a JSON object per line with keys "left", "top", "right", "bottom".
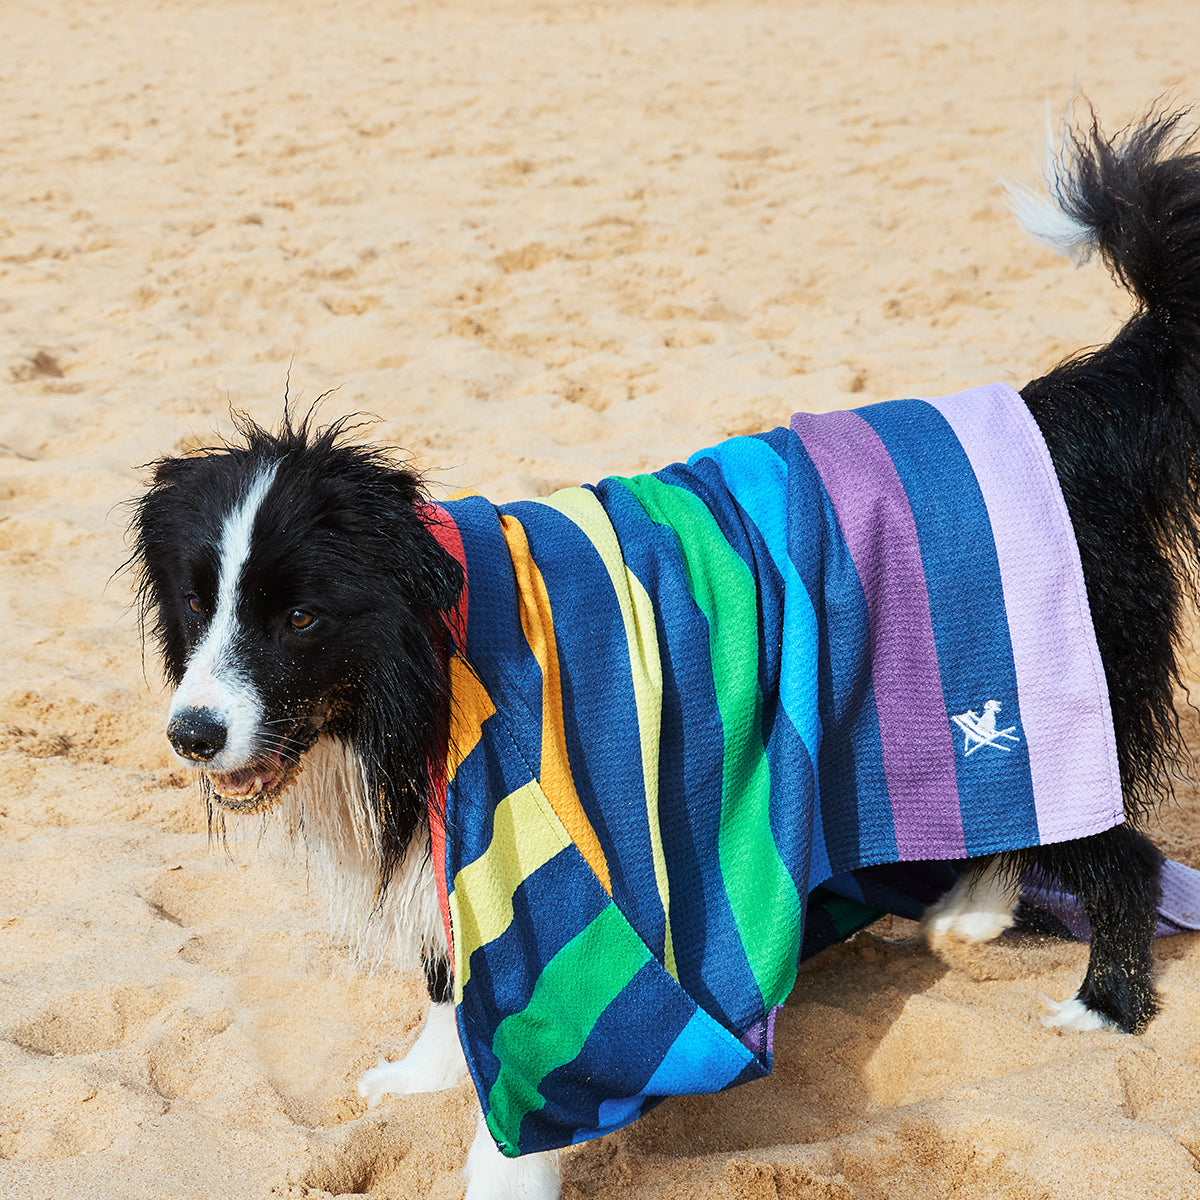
{"left": 951, "top": 699, "right": 1020, "bottom": 756}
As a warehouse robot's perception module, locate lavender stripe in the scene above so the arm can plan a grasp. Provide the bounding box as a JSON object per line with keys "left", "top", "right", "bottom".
{"left": 1022, "top": 859, "right": 1200, "bottom": 938}
{"left": 791, "top": 410, "right": 965, "bottom": 858}
{"left": 1158, "top": 858, "right": 1200, "bottom": 929}
{"left": 928, "top": 384, "right": 1122, "bottom": 842}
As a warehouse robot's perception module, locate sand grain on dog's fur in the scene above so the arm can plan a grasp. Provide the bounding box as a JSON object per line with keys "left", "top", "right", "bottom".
{"left": 5, "top": 2, "right": 1200, "bottom": 1197}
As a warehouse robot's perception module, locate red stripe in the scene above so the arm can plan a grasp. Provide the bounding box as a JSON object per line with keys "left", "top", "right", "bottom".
{"left": 423, "top": 503, "right": 468, "bottom": 956}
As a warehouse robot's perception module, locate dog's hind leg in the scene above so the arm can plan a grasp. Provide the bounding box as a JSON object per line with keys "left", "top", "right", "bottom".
{"left": 921, "top": 856, "right": 1020, "bottom": 952}
{"left": 464, "top": 1113, "right": 561, "bottom": 1200}
{"left": 1027, "top": 825, "right": 1163, "bottom": 1034}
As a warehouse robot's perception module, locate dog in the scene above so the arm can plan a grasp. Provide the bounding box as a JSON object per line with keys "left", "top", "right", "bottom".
{"left": 129, "top": 110, "right": 1200, "bottom": 1199}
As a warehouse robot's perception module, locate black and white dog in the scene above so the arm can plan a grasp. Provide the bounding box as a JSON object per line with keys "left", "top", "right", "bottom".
{"left": 130, "top": 112, "right": 1200, "bottom": 1199}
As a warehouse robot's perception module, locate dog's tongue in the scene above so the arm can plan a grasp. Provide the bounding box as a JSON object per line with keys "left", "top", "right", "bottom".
{"left": 209, "top": 760, "right": 285, "bottom": 798}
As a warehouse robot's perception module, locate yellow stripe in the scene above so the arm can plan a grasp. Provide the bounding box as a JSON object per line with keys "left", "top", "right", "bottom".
{"left": 537, "top": 489, "right": 676, "bottom": 978}
{"left": 498, "top": 513, "right": 611, "bottom": 895}
{"left": 450, "top": 781, "right": 571, "bottom": 1001}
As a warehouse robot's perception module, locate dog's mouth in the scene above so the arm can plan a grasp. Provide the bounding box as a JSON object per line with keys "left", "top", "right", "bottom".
{"left": 205, "top": 724, "right": 321, "bottom": 814}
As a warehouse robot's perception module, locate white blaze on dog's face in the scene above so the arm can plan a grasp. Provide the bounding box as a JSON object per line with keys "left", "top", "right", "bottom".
{"left": 165, "top": 462, "right": 284, "bottom": 809}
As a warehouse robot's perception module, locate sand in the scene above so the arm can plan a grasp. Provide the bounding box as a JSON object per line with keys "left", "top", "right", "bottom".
{"left": 5, "top": 0, "right": 1200, "bottom": 1196}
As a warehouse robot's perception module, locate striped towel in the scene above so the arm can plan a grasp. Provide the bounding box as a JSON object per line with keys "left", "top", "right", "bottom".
{"left": 426, "top": 382, "right": 1130, "bottom": 1157}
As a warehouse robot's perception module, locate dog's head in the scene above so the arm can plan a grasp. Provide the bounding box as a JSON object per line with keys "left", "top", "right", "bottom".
{"left": 128, "top": 413, "right": 463, "bottom": 838}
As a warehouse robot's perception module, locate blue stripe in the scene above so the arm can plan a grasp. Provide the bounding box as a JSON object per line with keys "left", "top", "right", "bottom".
{"left": 687, "top": 432, "right": 831, "bottom": 891}
{"left": 665, "top": 453, "right": 819, "bottom": 906}
{"left": 689, "top": 429, "right": 823, "bottom": 766}
{"left": 858, "top": 401, "right": 1039, "bottom": 853}
{"left": 541, "top": 959, "right": 697, "bottom": 1142}
{"left": 663, "top": 455, "right": 786, "bottom": 721}
{"left": 579, "top": 1000, "right": 759, "bottom": 1142}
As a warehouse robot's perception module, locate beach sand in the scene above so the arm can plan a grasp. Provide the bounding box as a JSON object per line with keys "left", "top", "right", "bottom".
{"left": 5, "top": 1, "right": 1200, "bottom": 1196}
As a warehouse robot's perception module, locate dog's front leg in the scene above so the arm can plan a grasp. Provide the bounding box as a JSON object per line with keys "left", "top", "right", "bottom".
{"left": 358, "top": 1000, "right": 468, "bottom": 1102}
{"left": 464, "top": 1113, "right": 561, "bottom": 1200}
{"left": 358, "top": 951, "right": 469, "bottom": 1104}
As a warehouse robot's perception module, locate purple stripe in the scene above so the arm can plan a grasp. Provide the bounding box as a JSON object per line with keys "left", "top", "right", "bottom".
{"left": 928, "top": 384, "right": 1122, "bottom": 842}
{"left": 791, "top": 409, "right": 965, "bottom": 858}
{"left": 738, "top": 1004, "right": 779, "bottom": 1059}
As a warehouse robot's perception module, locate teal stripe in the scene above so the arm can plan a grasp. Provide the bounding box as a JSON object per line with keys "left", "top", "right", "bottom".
{"left": 690, "top": 435, "right": 823, "bottom": 766}
{"left": 617, "top": 474, "right": 803, "bottom": 1009}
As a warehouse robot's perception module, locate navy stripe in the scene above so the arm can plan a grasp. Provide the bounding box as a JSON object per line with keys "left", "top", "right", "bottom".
{"left": 530, "top": 958, "right": 695, "bottom": 1151}
{"left": 454, "top": 495, "right": 547, "bottom": 773}
{"left": 599, "top": 475, "right": 763, "bottom": 1035}
{"left": 458, "top": 847, "right": 611, "bottom": 1111}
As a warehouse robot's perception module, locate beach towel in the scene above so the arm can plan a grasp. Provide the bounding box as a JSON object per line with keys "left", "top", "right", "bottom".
{"left": 424, "top": 382, "right": 1190, "bottom": 1158}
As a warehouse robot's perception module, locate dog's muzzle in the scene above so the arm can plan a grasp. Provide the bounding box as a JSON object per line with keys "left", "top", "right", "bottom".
{"left": 167, "top": 706, "right": 322, "bottom": 814}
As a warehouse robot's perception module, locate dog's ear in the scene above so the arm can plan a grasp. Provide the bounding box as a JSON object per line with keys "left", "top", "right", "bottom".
{"left": 148, "top": 452, "right": 208, "bottom": 491}
{"left": 345, "top": 454, "right": 464, "bottom": 619}
{"left": 129, "top": 452, "right": 217, "bottom": 566}
{"left": 386, "top": 483, "right": 464, "bottom": 618}
{"left": 418, "top": 529, "right": 465, "bottom": 618}
{"left": 122, "top": 451, "right": 217, "bottom": 680}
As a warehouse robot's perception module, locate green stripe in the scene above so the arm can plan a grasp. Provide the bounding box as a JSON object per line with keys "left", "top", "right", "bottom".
{"left": 618, "top": 474, "right": 803, "bottom": 1009}
{"left": 486, "top": 901, "right": 652, "bottom": 1154}
{"left": 808, "top": 885, "right": 885, "bottom": 939}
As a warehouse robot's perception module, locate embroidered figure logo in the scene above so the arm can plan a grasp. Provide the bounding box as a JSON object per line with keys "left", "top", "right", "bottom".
{"left": 951, "top": 699, "right": 1020, "bottom": 756}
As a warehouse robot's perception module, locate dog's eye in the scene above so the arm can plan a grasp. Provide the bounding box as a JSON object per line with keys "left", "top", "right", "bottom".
{"left": 287, "top": 610, "right": 316, "bottom": 631}
{"left": 185, "top": 594, "right": 204, "bottom": 616}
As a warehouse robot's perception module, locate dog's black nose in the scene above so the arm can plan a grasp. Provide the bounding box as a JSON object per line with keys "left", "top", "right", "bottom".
{"left": 167, "top": 709, "right": 227, "bottom": 762}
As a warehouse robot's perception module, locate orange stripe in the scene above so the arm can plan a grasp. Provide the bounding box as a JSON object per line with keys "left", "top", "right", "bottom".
{"left": 448, "top": 655, "right": 495, "bottom": 781}
{"left": 498, "top": 513, "right": 611, "bottom": 895}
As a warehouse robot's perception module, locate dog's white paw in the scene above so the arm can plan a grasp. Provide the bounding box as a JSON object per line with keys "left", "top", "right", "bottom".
{"left": 464, "top": 1114, "right": 561, "bottom": 1200}
{"left": 923, "top": 904, "right": 1014, "bottom": 945}
{"left": 357, "top": 1001, "right": 468, "bottom": 1106}
{"left": 1042, "top": 995, "right": 1117, "bottom": 1032}
{"left": 922, "top": 861, "right": 1018, "bottom": 951}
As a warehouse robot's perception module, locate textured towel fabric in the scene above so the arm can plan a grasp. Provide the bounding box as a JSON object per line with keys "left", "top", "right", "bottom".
{"left": 426, "top": 383, "right": 1129, "bottom": 1158}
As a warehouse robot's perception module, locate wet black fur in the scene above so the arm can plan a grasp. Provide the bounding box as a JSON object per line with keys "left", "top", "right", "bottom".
{"left": 130, "top": 109, "right": 1200, "bottom": 1028}
{"left": 1009, "top": 109, "right": 1200, "bottom": 1031}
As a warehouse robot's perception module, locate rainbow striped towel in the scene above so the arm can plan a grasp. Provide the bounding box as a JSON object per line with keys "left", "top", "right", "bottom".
{"left": 428, "top": 383, "right": 1130, "bottom": 1157}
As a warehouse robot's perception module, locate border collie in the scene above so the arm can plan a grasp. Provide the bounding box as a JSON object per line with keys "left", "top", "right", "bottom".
{"left": 129, "top": 111, "right": 1200, "bottom": 1200}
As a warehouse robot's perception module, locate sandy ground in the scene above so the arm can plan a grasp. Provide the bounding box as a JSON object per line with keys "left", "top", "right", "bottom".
{"left": 6, "top": 1, "right": 1200, "bottom": 1197}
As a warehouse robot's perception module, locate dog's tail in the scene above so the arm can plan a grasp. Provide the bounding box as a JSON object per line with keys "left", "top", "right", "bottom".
{"left": 1014, "top": 106, "right": 1200, "bottom": 814}
{"left": 1013, "top": 107, "right": 1200, "bottom": 420}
